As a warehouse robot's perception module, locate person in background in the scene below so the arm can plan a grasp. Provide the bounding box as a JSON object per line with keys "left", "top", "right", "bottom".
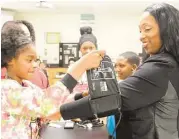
{"left": 77, "top": 26, "right": 98, "bottom": 85}
{"left": 79, "top": 26, "right": 97, "bottom": 56}
{"left": 115, "top": 51, "right": 140, "bottom": 81}
{"left": 59, "top": 26, "right": 98, "bottom": 94}
{"left": 40, "top": 61, "right": 49, "bottom": 86}
{"left": 73, "top": 26, "right": 98, "bottom": 95}
{"left": 50, "top": 3, "right": 179, "bottom": 139}
{"left": 39, "top": 61, "right": 49, "bottom": 79}
{"left": 1, "top": 67, "right": 7, "bottom": 79}
{"left": 30, "top": 59, "right": 49, "bottom": 89}
{"left": 107, "top": 51, "right": 140, "bottom": 139}
{"left": 1, "top": 21, "right": 105, "bottom": 139}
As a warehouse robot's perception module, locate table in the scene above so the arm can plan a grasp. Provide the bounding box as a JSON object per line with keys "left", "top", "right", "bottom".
{"left": 42, "top": 122, "right": 109, "bottom": 139}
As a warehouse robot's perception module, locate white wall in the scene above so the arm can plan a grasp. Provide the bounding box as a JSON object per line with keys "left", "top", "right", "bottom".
{"left": 14, "top": 13, "right": 82, "bottom": 63}
{"left": 95, "top": 13, "right": 141, "bottom": 58}
{"left": 1, "top": 10, "right": 14, "bottom": 29}
{"left": 14, "top": 11, "right": 142, "bottom": 63}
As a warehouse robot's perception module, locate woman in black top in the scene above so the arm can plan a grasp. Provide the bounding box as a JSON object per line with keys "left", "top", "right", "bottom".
{"left": 115, "top": 3, "right": 179, "bottom": 139}
{"left": 51, "top": 3, "right": 179, "bottom": 139}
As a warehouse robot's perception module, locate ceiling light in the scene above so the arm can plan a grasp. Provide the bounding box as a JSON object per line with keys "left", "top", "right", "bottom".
{"left": 36, "top": 1, "right": 53, "bottom": 9}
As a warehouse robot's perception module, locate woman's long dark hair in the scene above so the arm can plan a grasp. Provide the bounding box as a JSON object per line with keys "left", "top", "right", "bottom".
{"left": 145, "top": 3, "right": 179, "bottom": 63}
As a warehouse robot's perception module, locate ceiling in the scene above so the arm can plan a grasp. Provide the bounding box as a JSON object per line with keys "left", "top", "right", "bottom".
{"left": 1, "top": 0, "right": 179, "bottom": 14}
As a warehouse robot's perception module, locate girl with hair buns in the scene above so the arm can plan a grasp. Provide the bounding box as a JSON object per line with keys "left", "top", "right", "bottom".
{"left": 73, "top": 26, "right": 98, "bottom": 96}
{"left": 79, "top": 26, "right": 97, "bottom": 56}
{"left": 1, "top": 20, "right": 49, "bottom": 89}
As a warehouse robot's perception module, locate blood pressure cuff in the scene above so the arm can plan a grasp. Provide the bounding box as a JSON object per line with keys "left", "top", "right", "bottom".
{"left": 87, "top": 55, "right": 121, "bottom": 117}
{"left": 61, "top": 96, "right": 94, "bottom": 120}
{"left": 90, "top": 94, "right": 121, "bottom": 118}
{"left": 60, "top": 55, "right": 121, "bottom": 120}
{"left": 60, "top": 94, "right": 121, "bottom": 120}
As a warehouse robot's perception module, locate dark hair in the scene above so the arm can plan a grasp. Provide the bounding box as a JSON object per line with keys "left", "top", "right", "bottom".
{"left": 2, "top": 21, "right": 15, "bottom": 32}
{"left": 2, "top": 20, "right": 36, "bottom": 43}
{"left": 1, "top": 22, "right": 32, "bottom": 67}
{"left": 78, "top": 26, "right": 97, "bottom": 50}
{"left": 80, "top": 26, "right": 92, "bottom": 35}
{"left": 16, "top": 20, "right": 36, "bottom": 43}
{"left": 119, "top": 51, "right": 140, "bottom": 66}
{"left": 144, "top": 3, "right": 179, "bottom": 63}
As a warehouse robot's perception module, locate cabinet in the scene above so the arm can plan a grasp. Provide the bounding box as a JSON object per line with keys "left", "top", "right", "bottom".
{"left": 59, "top": 43, "right": 79, "bottom": 67}
{"left": 47, "top": 68, "right": 67, "bottom": 85}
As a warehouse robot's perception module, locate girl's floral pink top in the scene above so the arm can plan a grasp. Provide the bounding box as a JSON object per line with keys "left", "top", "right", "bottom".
{"left": 1, "top": 79, "right": 74, "bottom": 139}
